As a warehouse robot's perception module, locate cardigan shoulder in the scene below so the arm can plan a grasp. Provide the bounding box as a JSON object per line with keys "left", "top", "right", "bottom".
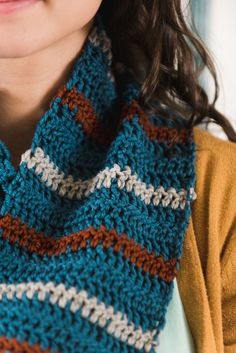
{"left": 193, "top": 125, "right": 236, "bottom": 158}
{"left": 192, "top": 126, "right": 236, "bottom": 258}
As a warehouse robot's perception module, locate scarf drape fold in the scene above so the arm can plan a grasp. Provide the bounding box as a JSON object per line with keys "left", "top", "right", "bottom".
{"left": 0, "top": 14, "right": 197, "bottom": 353}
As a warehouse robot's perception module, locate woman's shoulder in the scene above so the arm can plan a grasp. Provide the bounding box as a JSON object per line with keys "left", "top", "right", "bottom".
{"left": 193, "top": 126, "right": 236, "bottom": 185}
{"left": 192, "top": 126, "right": 236, "bottom": 253}
{"left": 193, "top": 125, "right": 236, "bottom": 155}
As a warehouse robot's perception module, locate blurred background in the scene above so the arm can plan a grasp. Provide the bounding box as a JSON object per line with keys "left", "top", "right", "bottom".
{"left": 190, "top": 0, "right": 236, "bottom": 139}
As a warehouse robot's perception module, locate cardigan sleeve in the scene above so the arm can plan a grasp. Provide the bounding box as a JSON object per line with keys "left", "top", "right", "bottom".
{"left": 193, "top": 127, "right": 236, "bottom": 353}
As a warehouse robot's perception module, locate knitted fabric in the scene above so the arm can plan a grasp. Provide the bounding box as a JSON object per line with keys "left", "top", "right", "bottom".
{"left": 0, "top": 14, "right": 197, "bottom": 353}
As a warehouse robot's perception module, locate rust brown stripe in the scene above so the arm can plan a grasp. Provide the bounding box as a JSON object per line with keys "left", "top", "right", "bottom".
{"left": 0, "top": 214, "right": 178, "bottom": 284}
{"left": 0, "top": 336, "right": 55, "bottom": 353}
{"left": 55, "top": 85, "right": 191, "bottom": 146}
{"left": 123, "top": 100, "right": 192, "bottom": 145}
{"left": 55, "top": 86, "right": 115, "bottom": 146}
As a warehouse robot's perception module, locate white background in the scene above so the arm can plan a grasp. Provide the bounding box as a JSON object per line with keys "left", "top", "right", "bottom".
{"left": 205, "top": 0, "right": 236, "bottom": 139}
{"left": 183, "top": 0, "right": 236, "bottom": 139}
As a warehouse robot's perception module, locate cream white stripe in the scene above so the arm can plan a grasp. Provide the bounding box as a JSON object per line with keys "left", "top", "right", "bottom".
{"left": 89, "top": 26, "right": 112, "bottom": 63}
{"left": 88, "top": 26, "right": 115, "bottom": 82}
{"left": 0, "top": 282, "right": 160, "bottom": 352}
{"left": 20, "top": 147, "right": 197, "bottom": 210}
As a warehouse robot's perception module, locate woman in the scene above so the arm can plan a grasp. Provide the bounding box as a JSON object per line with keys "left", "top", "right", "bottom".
{"left": 0, "top": 1, "right": 235, "bottom": 353}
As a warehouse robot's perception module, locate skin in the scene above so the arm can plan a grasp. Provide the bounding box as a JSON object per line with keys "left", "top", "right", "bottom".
{"left": 0, "top": 0, "right": 102, "bottom": 168}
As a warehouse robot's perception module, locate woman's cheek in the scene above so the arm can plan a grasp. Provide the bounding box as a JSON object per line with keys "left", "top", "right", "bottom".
{"left": 0, "top": 0, "right": 102, "bottom": 58}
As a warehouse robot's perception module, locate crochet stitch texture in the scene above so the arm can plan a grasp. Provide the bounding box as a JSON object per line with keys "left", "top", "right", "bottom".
{"left": 0, "top": 14, "right": 197, "bottom": 353}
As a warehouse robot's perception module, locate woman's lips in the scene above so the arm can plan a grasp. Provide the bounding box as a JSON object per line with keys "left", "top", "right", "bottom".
{"left": 0, "top": 0, "right": 41, "bottom": 15}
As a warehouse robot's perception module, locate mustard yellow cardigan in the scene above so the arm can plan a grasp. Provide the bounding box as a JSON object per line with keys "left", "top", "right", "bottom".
{"left": 177, "top": 127, "right": 236, "bottom": 353}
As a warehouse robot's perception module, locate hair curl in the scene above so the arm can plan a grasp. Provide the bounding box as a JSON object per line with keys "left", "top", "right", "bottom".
{"left": 99, "top": 0, "right": 236, "bottom": 142}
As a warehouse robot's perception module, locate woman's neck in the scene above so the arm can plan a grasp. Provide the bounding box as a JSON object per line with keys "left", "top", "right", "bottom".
{"left": 0, "top": 20, "right": 92, "bottom": 167}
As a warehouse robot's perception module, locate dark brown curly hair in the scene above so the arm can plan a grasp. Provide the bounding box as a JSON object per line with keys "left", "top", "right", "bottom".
{"left": 99, "top": 0, "right": 236, "bottom": 142}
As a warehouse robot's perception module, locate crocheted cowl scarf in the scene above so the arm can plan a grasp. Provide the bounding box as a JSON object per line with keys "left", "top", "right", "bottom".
{"left": 0, "top": 14, "right": 197, "bottom": 353}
